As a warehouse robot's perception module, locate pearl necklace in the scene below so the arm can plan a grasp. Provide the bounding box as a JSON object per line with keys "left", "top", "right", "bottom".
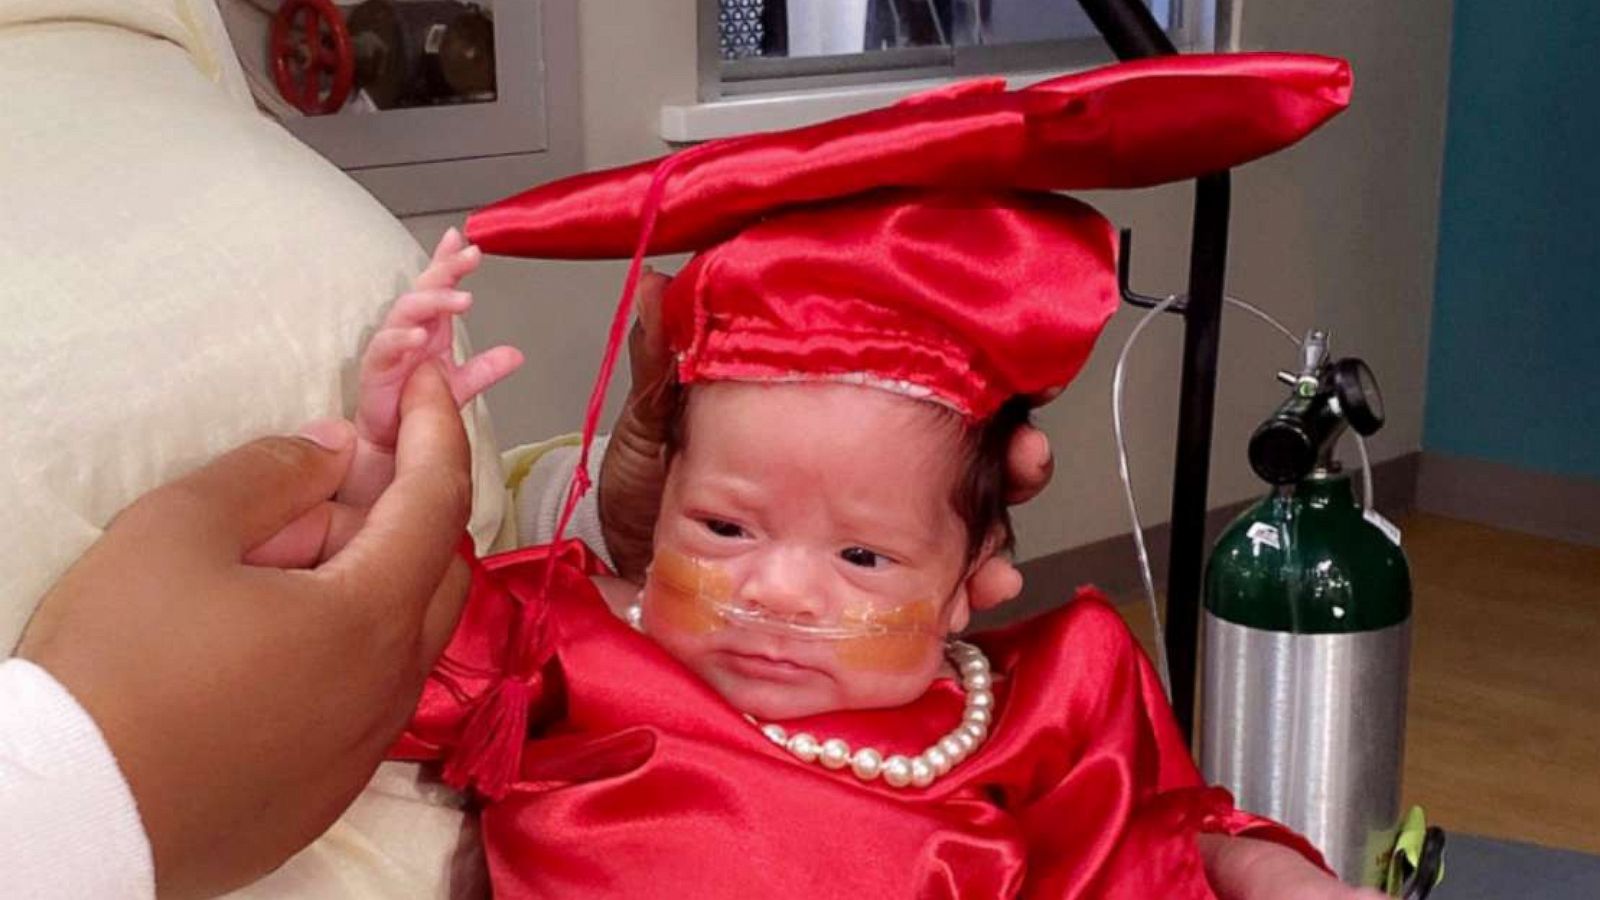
{"left": 626, "top": 602, "right": 993, "bottom": 789}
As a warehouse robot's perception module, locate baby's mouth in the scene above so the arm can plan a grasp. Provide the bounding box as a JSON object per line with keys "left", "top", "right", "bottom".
{"left": 718, "top": 648, "right": 824, "bottom": 684}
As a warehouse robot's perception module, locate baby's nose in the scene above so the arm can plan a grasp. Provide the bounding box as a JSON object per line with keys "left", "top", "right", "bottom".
{"left": 738, "top": 548, "right": 829, "bottom": 622}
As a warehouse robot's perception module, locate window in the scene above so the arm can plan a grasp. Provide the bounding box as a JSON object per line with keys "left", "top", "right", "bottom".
{"left": 701, "top": 0, "right": 1230, "bottom": 100}
{"left": 218, "top": 0, "right": 580, "bottom": 215}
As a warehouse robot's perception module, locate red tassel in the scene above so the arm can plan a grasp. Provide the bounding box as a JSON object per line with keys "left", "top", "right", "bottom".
{"left": 442, "top": 673, "right": 537, "bottom": 801}
{"left": 438, "top": 138, "right": 719, "bottom": 806}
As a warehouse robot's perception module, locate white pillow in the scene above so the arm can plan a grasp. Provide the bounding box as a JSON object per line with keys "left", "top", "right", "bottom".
{"left": 0, "top": 5, "right": 507, "bottom": 647}
{"left": 0, "top": 3, "right": 501, "bottom": 896}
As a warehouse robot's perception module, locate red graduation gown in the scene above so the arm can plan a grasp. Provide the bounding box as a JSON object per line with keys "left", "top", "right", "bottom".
{"left": 393, "top": 542, "right": 1323, "bottom": 898}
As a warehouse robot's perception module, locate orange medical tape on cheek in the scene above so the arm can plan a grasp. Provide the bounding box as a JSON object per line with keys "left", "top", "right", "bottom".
{"left": 833, "top": 598, "right": 944, "bottom": 673}
{"left": 645, "top": 549, "right": 948, "bottom": 672}
{"left": 645, "top": 548, "right": 729, "bottom": 635}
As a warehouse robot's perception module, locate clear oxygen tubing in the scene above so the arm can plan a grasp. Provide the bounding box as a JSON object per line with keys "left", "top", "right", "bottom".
{"left": 1111, "top": 295, "right": 1374, "bottom": 697}
{"left": 1110, "top": 293, "right": 1181, "bottom": 696}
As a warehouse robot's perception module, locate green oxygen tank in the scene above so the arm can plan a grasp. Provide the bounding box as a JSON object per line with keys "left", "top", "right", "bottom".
{"left": 1199, "top": 331, "right": 1413, "bottom": 888}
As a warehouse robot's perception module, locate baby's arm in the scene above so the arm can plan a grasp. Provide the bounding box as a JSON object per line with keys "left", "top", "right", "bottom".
{"left": 341, "top": 228, "right": 523, "bottom": 508}
{"left": 1199, "top": 834, "right": 1387, "bottom": 900}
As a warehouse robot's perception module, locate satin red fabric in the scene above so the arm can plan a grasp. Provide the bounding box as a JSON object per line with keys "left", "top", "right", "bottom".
{"left": 464, "top": 53, "right": 1351, "bottom": 260}
{"left": 462, "top": 53, "right": 1350, "bottom": 421}
{"left": 394, "top": 544, "right": 1324, "bottom": 898}
{"left": 663, "top": 189, "right": 1118, "bottom": 419}
{"left": 414, "top": 54, "right": 1353, "bottom": 891}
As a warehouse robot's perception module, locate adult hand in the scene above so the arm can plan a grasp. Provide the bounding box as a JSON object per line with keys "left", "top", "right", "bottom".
{"left": 15, "top": 363, "right": 473, "bottom": 899}
{"left": 966, "top": 422, "right": 1054, "bottom": 610}
{"left": 1199, "top": 835, "right": 1389, "bottom": 900}
{"left": 597, "top": 270, "right": 1055, "bottom": 610}
{"left": 598, "top": 268, "right": 676, "bottom": 584}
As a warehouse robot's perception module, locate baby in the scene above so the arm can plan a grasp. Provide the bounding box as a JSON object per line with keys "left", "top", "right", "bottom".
{"left": 351, "top": 53, "right": 1382, "bottom": 899}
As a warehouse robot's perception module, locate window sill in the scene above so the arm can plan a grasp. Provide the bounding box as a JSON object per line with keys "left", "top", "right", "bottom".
{"left": 659, "top": 69, "right": 1077, "bottom": 143}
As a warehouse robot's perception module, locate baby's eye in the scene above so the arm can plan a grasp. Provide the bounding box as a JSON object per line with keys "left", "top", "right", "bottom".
{"left": 702, "top": 518, "right": 746, "bottom": 539}
{"left": 840, "top": 547, "right": 888, "bottom": 569}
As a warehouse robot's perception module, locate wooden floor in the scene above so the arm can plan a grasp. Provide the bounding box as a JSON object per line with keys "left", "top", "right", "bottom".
{"left": 1114, "top": 513, "right": 1600, "bottom": 855}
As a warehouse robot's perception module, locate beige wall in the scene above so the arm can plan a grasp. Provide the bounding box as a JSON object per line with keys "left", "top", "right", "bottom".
{"left": 405, "top": 0, "right": 698, "bottom": 453}
{"left": 406, "top": 0, "right": 1453, "bottom": 561}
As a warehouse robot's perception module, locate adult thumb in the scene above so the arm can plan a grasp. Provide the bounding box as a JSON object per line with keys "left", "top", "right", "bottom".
{"left": 126, "top": 420, "right": 357, "bottom": 560}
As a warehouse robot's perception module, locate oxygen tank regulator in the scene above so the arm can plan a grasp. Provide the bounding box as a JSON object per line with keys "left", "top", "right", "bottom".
{"left": 1248, "top": 331, "right": 1384, "bottom": 486}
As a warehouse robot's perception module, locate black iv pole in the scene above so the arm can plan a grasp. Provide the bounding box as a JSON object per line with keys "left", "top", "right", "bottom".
{"left": 1072, "top": 0, "right": 1229, "bottom": 742}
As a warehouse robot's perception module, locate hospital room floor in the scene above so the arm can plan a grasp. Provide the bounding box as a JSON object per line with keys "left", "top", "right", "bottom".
{"left": 1116, "top": 512, "right": 1600, "bottom": 895}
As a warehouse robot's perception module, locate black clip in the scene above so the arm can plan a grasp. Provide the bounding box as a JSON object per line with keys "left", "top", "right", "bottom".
{"left": 1118, "top": 229, "right": 1188, "bottom": 314}
{"left": 1399, "top": 827, "right": 1446, "bottom": 900}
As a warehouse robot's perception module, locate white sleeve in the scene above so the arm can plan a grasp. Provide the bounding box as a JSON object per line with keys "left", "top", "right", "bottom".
{"left": 0, "top": 658, "right": 155, "bottom": 899}
{"left": 510, "top": 435, "right": 616, "bottom": 571}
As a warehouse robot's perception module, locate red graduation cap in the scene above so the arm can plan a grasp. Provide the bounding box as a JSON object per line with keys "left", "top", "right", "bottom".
{"left": 467, "top": 52, "right": 1350, "bottom": 422}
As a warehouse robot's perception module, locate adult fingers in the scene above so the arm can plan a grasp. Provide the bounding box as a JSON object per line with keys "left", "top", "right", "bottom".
{"left": 243, "top": 502, "right": 332, "bottom": 568}
{"left": 1025, "top": 384, "right": 1066, "bottom": 406}
{"left": 1003, "top": 425, "right": 1054, "bottom": 505}
{"left": 627, "top": 269, "right": 673, "bottom": 390}
{"left": 244, "top": 500, "right": 367, "bottom": 568}
{"left": 966, "top": 554, "right": 1025, "bottom": 611}
{"left": 325, "top": 363, "right": 471, "bottom": 622}
{"left": 619, "top": 269, "right": 679, "bottom": 443}
{"left": 597, "top": 269, "right": 678, "bottom": 583}
{"left": 131, "top": 420, "right": 356, "bottom": 559}
{"left": 417, "top": 556, "right": 472, "bottom": 666}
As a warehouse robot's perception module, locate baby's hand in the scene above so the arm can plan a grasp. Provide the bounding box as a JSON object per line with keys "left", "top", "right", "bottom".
{"left": 341, "top": 227, "right": 523, "bottom": 508}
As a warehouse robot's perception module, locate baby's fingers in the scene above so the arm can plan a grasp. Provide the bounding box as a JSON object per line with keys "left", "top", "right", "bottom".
{"left": 431, "top": 227, "right": 466, "bottom": 263}
{"left": 362, "top": 327, "right": 429, "bottom": 377}
{"left": 356, "top": 329, "right": 431, "bottom": 446}
{"left": 413, "top": 227, "right": 482, "bottom": 291}
{"left": 447, "top": 346, "right": 524, "bottom": 407}
{"left": 385, "top": 288, "right": 472, "bottom": 329}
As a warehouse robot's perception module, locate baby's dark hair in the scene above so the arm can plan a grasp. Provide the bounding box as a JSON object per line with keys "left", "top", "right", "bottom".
{"left": 950, "top": 395, "right": 1031, "bottom": 565}
{"left": 659, "top": 377, "right": 1030, "bottom": 568}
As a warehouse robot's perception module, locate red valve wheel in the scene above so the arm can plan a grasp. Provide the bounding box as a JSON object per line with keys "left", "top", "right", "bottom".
{"left": 270, "top": 0, "right": 355, "bottom": 116}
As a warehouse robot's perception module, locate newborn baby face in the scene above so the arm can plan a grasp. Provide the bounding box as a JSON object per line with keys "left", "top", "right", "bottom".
{"left": 645, "top": 382, "right": 974, "bottom": 721}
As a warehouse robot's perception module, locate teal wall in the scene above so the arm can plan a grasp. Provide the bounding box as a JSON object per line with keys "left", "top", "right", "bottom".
{"left": 1425, "top": 0, "right": 1600, "bottom": 481}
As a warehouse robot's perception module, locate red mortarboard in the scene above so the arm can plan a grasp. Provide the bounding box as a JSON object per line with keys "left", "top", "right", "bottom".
{"left": 467, "top": 53, "right": 1350, "bottom": 421}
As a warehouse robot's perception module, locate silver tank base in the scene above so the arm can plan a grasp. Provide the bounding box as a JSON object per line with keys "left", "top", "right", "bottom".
{"left": 1200, "top": 613, "right": 1411, "bottom": 886}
